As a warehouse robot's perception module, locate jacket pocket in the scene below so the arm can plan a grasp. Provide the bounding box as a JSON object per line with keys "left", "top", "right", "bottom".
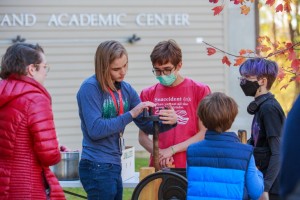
{"left": 253, "top": 147, "right": 271, "bottom": 172}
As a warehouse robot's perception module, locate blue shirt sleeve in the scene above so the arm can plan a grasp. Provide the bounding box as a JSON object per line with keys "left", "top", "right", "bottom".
{"left": 129, "top": 85, "right": 176, "bottom": 134}
{"left": 77, "top": 82, "right": 133, "bottom": 140}
{"left": 246, "top": 155, "right": 264, "bottom": 200}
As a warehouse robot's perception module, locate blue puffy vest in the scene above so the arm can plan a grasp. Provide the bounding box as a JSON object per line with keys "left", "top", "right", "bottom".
{"left": 187, "top": 131, "right": 253, "bottom": 200}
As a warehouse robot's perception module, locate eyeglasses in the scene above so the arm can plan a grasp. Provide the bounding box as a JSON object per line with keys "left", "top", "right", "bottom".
{"left": 238, "top": 76, "right": 258, "bottom": 84}
{"left": 34, "top": 63, "right": 50, "bottom": 73}
{"left": 152, "top": 67, "right": 175, "bottom": 76}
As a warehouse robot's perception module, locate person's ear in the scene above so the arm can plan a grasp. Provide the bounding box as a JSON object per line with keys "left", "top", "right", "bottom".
{"left": 176, "top": 62, "right": 182, "bottom": 70}
{"left": 27, "top": 64, "right": 36, "bottom": 77}
{"left": 259, "top": 77, "right": 267, "bottom": 87}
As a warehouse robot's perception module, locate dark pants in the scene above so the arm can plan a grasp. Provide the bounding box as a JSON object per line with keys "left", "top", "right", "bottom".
{"left": 79, "top": 159, "right": 123, "bottom": 200}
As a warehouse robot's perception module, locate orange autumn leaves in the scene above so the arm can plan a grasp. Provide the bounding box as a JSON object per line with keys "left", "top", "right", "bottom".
{"left": 256, "top": 36, "right": 300, "bottom": 83}
{"left": 207, "top": 0, "right": 300, "bottom": 88}
{"left": 206, "top": 46, "right": 252, "bottom": 67}
{"left": 205, "top": 35, "right": 300, "bottom": 87}
{"left": 265, "top": 0, "right": 292, "bottom": 12}
{"left": 209, "top": 0, "right": 292, "bottom": 16}
{"left": 210, "top": 0, "right": 254, "bottom": 15}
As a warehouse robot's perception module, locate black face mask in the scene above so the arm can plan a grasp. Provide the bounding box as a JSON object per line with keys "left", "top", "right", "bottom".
{"left": 240, "top": 79, "right": 260, "bottom": 97}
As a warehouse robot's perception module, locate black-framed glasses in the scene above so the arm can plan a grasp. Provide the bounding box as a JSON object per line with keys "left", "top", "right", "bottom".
{"left": 238, "top": 76, "right": 258, "bottom": 84}
{"left": 152, "top": 67, "right": 175, "bottom": 76}
{"left": 34, "top": 63, "right": 50, "bottom": 73}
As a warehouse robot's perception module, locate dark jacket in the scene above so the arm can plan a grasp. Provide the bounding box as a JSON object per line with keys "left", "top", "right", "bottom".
{"left": 248, "top": 93, "right": 285, "bottom": 194}
{"left": 280, "top": 95, "right": 300, "bottom": 199}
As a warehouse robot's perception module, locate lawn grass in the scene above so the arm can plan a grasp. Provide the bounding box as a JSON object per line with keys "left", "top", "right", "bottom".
{"left": 63, "top": 157, "right": 149, "bottom": 200}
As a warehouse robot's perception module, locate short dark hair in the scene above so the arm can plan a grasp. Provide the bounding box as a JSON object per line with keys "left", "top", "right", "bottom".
{"left": 150, "top": 39, "right": 182, "bottom": 67}
{"left": 197, "top": 92, "right": 238, "bottom": 133}
{"left": 239, "top": 58, "right": 278, "bottom": 90}
{"left": 0, "top": 43, "right": 44, "bottom": 79}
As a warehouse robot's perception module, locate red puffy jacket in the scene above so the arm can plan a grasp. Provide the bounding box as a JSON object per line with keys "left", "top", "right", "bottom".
{"left": 0, "top": 75, "right": 65, "bottom": 200}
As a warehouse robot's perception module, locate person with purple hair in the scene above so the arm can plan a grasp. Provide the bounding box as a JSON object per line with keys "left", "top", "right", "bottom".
{"left": 239, "top": 58, "right": 285, "bottom": 200}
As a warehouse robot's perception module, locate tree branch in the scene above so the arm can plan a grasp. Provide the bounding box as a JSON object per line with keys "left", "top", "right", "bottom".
{"left": 266, "top": 42, "right": 300, "bottom": 58}
{"left": 202, "top": 41, "right": 257, "bottom": 58}
{"left": 202, "top": 40, "right": 300, "bottom": 59}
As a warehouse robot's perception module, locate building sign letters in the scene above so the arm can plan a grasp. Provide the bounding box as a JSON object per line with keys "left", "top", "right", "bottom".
{"left": 0, "top": 13, "right": 190, "bottom": 27}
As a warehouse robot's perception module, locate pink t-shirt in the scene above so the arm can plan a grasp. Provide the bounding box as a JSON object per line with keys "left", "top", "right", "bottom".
{"left": 140, "top": 78, "right": 211, "bottom": 168}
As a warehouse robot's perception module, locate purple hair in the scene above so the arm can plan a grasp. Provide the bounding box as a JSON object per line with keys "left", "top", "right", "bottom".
{"left": 239, "top": 58, "right": 278, "bottom": 89}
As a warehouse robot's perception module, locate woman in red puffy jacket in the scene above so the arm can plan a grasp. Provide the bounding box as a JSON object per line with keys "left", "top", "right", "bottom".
{"left": 0, "top": 43, "right": 65, "bottom": 200}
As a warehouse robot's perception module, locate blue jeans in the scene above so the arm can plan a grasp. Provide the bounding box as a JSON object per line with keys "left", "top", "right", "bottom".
{"left": 79, "top": 159, "right": 123, "bottom": 200}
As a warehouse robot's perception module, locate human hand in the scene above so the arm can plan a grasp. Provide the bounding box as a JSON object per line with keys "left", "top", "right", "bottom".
{"left": 159, "top": 147, "right": 174, "bottom": 161}
{"left": 60, "top": 145, "right": 71, "bottom": 152}
{"left": 259, "top": 192, "right": 269, "bottom": 200}
{"left": 158, "top": 104, "right": 177, "bottom": 125}
{"left": 159, "top": 156, "right": 174, "bottom": 169}
{"left": 130, "top": 101, "right": 156, "bottom": 118}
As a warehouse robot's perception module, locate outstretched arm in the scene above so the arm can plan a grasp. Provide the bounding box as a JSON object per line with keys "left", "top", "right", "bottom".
{"left": 159, "top": 120, "right": 206, "bottom": 167}
{"left": 246, "top": 155, "right": 265, "bottom": 200}
{"left": 138, "top": 129, "right": 153, "bottom": 154}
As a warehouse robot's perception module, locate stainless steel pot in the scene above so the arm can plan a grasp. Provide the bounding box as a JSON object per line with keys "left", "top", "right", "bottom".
{"left": 50, "top": 152, "right": 80, "bottom": 181}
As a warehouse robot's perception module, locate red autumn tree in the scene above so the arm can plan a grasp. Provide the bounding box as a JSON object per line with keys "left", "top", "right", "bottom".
{"left": 206, "top": 0, "right": 300, "bottom": 110}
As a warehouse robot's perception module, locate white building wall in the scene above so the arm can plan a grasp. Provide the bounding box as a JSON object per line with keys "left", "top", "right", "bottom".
{"left": 227, "top": 3, "right": 256, "bottom": 136}
{"left": 0, "top": 0, "right": 254, "bottom": 151}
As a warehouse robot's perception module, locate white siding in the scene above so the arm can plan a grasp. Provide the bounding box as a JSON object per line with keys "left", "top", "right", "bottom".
{"left": 0, "top": 0, "right": 229, "bottom": 151}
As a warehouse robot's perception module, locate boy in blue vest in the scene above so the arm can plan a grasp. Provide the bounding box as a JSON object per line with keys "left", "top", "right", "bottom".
{"left": 187, "top": 92, "right": 264, "bottom": 200}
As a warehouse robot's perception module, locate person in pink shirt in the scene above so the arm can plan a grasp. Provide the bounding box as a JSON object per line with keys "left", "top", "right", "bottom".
{"left": 139, "top": 39, "right": 211, "bottom": 169}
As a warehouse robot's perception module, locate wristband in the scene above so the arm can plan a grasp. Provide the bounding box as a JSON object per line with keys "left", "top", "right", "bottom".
{"left": 171, "top": 146, "right": 176, "bottom": 155}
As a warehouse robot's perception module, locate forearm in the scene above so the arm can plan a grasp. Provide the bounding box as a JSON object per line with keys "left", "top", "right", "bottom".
{"left": 172, "top": 128, "right": 206, "bottom": 154}
{"left": 87, "top": 112, "right": 132, "bottom": 140}
{"left": 263, "top": 137, "right": 280, "bottom": 192}
{"left": 246, "top": 156, "right": 264, "bottom": 199}
{"left": 138, "top": 130, "right": 153, "bottom": 154}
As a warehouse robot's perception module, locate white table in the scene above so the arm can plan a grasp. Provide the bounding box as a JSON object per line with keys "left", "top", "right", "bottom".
{"left": 59, "top": 172, "right": 140, "bottom": 189}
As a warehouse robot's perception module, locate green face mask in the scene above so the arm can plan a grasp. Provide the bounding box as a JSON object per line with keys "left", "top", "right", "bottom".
{"left": 156, "top": 73, "right": 177, "bottom": 86}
